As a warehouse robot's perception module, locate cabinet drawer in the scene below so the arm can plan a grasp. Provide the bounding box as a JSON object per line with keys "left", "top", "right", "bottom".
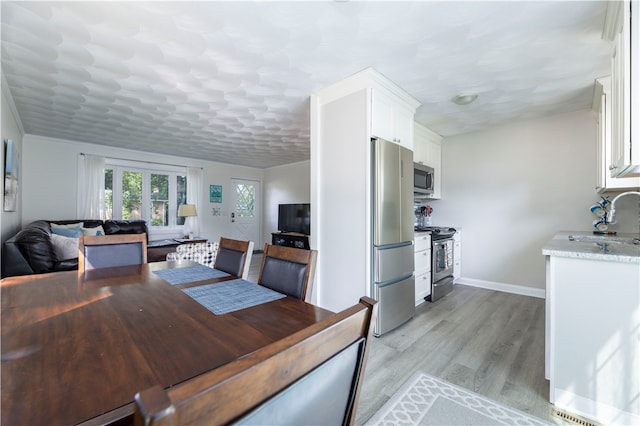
{"left": 414, "top": 233, "right": 431, "bottom": 251}
{"left": 414, "top": 249, "right": 431, "bottom": 275}
{"left": 415, "top": 271, "right": 431, "bottom": 299}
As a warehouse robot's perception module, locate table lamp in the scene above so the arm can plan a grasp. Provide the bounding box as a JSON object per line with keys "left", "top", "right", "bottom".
{"left": 178, "top": 204, "right": 197, "bottom": 239}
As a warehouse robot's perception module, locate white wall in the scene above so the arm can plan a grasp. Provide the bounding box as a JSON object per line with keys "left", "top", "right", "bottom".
{"left": 21, "top": 134, "right": 264, "bottom": 245}
{"left": 428, "top": 109, "right": 639, "bottom": 292}
{"left": 1, "top": 89, "right": 24, "bottom": 244}
{"left": 262, "top": 161, "right": 310, "bottom": 248}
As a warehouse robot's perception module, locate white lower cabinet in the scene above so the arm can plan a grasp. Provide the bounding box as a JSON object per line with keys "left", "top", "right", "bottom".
{"left": 414, "top": 232, "right": 431, "bottom": 304}
{"left": 453, "top": 229, "right": 462, "bottom": 281}
{"left": 546, "top": 255, "right": 640, "bottom": 425}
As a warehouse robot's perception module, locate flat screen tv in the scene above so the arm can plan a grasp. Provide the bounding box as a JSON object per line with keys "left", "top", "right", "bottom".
{"left": 278, "top": 203, "right": 311, "bottom": 235}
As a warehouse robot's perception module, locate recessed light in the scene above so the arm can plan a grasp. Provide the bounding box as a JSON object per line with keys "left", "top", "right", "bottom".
{"left": 451, "top": 94, "right": 478, "bottom": 106}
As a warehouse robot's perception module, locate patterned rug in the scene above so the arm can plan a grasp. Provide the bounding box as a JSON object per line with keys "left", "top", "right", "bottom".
{"left": 366, "top": 372, "right": 551, "bottom": 425}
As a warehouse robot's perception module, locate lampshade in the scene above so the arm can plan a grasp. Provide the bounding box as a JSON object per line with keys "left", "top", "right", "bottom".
{"left": 178, "top": 204, "right": 197, "bottom": 217}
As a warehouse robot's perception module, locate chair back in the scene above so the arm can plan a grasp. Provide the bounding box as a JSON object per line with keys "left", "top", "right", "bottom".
{"left": 78, "top": 234, "right": 147, "bottom": 271}
{"left": 213, "top": 237, "right": 254, "bottom": 279}
{"left": 134, "top": 297, "right": 377, "bottom": 426}
{"left": 258, "top": 244, "right": 318, "bottom": 301}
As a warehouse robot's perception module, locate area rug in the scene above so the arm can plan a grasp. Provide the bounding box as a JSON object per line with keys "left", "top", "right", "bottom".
{"left": 366, "top": 372, "right": 551, "bottom": 425}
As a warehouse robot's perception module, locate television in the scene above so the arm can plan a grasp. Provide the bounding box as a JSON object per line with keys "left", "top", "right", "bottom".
{"left": 277, "top": 203, "right": 311, "bottom": 235}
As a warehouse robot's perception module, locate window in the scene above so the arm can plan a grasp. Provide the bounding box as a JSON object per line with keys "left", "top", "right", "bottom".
{"left": 105, "top": 160, "right": 187, "bottom": 229}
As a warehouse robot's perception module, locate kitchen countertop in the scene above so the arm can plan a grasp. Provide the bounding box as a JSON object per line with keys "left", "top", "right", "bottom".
{"left": 542, "top": 231, "right": 640, "bottom": 263}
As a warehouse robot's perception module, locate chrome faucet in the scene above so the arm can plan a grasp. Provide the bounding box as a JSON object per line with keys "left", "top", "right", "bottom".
{"left": 607, "top": 191, "right": 640, "bottom": 224}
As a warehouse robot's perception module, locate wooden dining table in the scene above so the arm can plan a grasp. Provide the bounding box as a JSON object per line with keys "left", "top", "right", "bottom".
{"left": 1, "top": 261, "right": 333, "bottom": 425}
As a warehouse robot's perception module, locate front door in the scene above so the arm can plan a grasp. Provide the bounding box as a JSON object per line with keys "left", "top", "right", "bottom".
{"left": 229, "top": 178, "right": 260, "bottom": 248}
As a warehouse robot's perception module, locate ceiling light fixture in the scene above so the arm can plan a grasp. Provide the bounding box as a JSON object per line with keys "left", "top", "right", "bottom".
{"left": 451, "top": 94, "right": 478, "bottom": 106}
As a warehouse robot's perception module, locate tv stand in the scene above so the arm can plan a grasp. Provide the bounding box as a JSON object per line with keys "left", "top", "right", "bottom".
{"left": 271, "top": 232, "right": 310, "bottom": 250}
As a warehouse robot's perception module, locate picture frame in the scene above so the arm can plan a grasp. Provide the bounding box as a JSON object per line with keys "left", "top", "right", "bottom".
{"left": 210, "top": 184, "right": 222, "bottom": 203}
{"left": 4, "top": 139, "right": 19, "bottom": 212}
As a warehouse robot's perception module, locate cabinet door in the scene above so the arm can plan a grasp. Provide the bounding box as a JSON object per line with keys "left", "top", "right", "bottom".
{"left": 415, "top": 271, "right": 431, "bottom": 300}
{"left": 595, "top": 76, "right": 640, "bottom": 191}
{"left": 413, "top": 131, "right": 428, "bottom": 165}
{"left": 453, "top": 240, "right": 461, "bottom": 279}
{"left": 371, "top": 91, "right": 395, "bottom": 143}
{"left": 395, "top": 105, "right": 414, "bottom": 150}
{"left": 610, "top": 1, "right": 639, "bottom": 177}
{"left": 428, "top": 142, "right": 442, "bottom": 199}
{"left": 414, "top": 233, "right": 431, "bottom": 251}
{"left": 414, "top": 249, "right": 431, "bottom": 276}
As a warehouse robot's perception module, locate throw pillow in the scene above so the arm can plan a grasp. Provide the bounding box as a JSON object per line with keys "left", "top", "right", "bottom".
{"left": 50, "top": 225, "right": 83, "bottom": 238}
{"left": 82, "top": 225, "right": 105, "bottom": 236}
{"left": 50, "top": 222, "right": 82, "bottom": 229}
{"left": 51, "top": 233, "right": 79, "bottom": 261}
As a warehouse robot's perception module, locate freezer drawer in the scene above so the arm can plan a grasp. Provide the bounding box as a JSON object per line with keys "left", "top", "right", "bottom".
{"left": 373, "top": 276, "right": 415, "bottom": 336}
{"left": 374, "top": 243, "right": 414, "bottom": 283}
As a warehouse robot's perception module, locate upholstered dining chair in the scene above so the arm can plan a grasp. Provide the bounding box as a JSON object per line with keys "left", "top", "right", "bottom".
{"left": 257, "top": 244, "right": 318, "bottom": 301}
{"left": 78, "top": 234, "right": 147, "bottom": 271}
{"left": 213, "top": 237, "right": 254, "bottom": 279}
{"left": 134, "top": 297, "right": 378, "bottom": 426}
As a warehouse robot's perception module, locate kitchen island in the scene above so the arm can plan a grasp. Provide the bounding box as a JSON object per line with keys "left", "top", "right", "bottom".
{"left": 542, "top": 231, "right": 640, "bottom": 425}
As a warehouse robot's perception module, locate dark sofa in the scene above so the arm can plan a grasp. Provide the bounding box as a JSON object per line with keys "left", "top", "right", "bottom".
{"left": 2, "top": 219, "right": 149, "bottom": 278}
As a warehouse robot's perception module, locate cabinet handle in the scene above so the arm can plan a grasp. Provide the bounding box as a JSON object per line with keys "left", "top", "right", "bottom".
{"left": 609, "top": 164, "right": 618, "bottom": 170}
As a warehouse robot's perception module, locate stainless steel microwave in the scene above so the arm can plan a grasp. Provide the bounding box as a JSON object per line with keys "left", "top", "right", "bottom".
{"left": 414, "top": 163, "right": 434, "bottom": 195}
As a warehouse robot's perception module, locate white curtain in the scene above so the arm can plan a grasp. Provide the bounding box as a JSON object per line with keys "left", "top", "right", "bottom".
{"left": 77, "top": 154, "right": 105, "bottom": 219}
{"left": 187, "top": 166, "right": 203, "bottom": 237}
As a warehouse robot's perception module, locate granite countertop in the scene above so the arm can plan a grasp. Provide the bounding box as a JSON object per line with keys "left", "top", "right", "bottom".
{"left": 542, "top": 231, "right": 640, "bottom": 263}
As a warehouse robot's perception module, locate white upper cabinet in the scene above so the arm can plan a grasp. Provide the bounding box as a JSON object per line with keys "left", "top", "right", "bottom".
{"left": 414, "top": 122, "right": 443, "bottom": 199}
{"left": 371, "top": 89, "right": 415, "bottom": 150}
{"left": 593, "top": 76, "right": 640, "bottom": 192}
{"left": 608, "top": 0, "right": 640, "bottom": 177}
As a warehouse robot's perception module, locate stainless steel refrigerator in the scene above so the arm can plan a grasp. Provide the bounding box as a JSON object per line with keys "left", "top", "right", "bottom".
{"left": 371, "top": 137, "right": 415, "bottom": 336}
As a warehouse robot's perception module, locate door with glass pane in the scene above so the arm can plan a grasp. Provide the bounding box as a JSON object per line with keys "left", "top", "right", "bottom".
{"left": 230, "top": 179, "right": 260, "bottom": 247}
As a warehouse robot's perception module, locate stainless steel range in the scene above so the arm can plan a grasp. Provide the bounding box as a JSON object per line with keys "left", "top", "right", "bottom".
{"left": 414, "top": 226, "right": 456, "bottom": 301}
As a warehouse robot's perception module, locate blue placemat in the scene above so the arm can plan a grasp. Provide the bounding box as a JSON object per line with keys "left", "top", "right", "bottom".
{"left": 183, "top": 279, "right": 286, "bottom": 315}
{"left": 153, "top": 265, "right": 230, "bottom": 285}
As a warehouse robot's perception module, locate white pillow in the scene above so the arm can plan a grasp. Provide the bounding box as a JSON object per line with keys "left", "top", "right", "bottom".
{"left": 82, "top": 225, "right": 105, "bottom": 236}
{"left": 51, "top": 233, "right": 79, "bottom": 261}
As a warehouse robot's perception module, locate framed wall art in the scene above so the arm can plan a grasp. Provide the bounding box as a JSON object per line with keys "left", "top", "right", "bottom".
{"left": 210, "top": 184, "right": 222, "bottom": 203}
{"left": 4, "top": 139, "right": 19, "bottom": 212}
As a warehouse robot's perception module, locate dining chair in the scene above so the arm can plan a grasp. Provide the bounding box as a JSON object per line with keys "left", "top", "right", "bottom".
{"left": 257, "top": 244, "right": 318, "bottom": 301}
{"left": 78, "top": 234, "right": 147, "bottom": 271}
{"left": 213, "top": 237, "right": 254, "bottom": 279}
{"left": 134, "top": 296, "right": 378, "bottom": 426}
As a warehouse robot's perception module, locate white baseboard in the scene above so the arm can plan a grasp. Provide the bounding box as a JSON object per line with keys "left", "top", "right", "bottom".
{"left": 455, "top": 277, "right": 546, "bottom": 299}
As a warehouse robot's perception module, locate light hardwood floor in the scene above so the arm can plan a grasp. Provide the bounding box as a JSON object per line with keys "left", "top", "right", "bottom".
{"left": 247, "top": 254, "right": 565, "bottom": 425}
{"left": 355, "top": 285, "right": 570, "bottom": 425}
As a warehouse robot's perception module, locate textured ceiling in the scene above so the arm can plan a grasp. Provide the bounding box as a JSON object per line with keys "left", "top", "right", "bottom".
{"left": 1, "top": 1, "right": 613, "bottom": 168}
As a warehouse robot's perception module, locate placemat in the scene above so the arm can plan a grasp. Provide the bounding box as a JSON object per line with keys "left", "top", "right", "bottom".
{"left": 153, "top": 265, "right": 230, "bottom": 285}
{"left": 183, "top": 279, "right": 286, "bottom": 315}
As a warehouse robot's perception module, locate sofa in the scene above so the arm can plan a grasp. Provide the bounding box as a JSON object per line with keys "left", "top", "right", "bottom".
{"left": 2, "top": 219, "right": 149, "bottom": 278}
